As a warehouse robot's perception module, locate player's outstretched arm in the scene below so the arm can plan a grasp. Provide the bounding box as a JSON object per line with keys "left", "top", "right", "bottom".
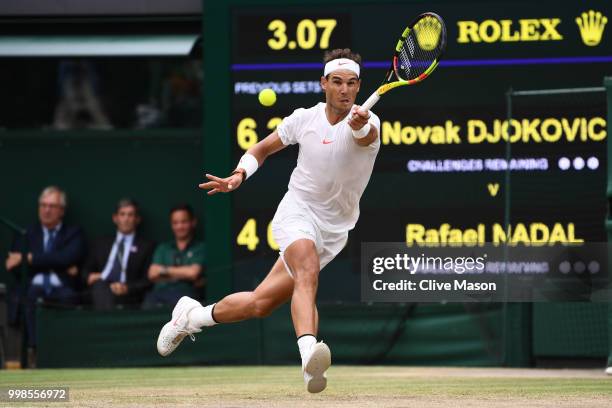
{"left": 247, "top": 130, "right": 287, "bottom": 165}
{"left": 199, "top": 131, "right": 286, "bottom": 195}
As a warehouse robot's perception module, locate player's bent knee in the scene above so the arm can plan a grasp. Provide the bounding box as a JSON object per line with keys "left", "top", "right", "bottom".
{"left": 285, "top": 240, "right": 318, "bottom": 266}
{"left": 252, "top": 301, "right": 274, "bottom": 318}
{"left": 285, "top": 239, "right": 320, "bottom": 287}
{"left": 246, "top": 294, "right": 275, "bottom": 319}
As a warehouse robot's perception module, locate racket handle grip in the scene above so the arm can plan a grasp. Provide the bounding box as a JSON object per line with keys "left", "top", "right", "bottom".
{"left": 359, "top": 92, "right": 380, "bottom": 113}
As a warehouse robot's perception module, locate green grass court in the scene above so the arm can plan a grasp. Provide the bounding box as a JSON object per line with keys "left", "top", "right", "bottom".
{"left": 2, "top": 366, "right": 611, "bottom": 407}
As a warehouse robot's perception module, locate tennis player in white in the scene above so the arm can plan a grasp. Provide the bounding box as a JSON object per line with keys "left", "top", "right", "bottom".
{"left": 157, "top": 48, "right": 380, "bottom": 393}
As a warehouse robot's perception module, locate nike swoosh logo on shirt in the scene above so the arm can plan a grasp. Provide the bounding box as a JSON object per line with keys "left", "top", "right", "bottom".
{"left": 322, "top": 139, "right": 333, "bottom": 144}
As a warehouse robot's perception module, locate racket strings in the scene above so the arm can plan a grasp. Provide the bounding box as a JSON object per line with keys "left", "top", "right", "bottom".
{"left": 396, "top": 15, "right": 445, "bottom": 81}
{"left": 398, "top": 47, "right": 412, "bottom": 78}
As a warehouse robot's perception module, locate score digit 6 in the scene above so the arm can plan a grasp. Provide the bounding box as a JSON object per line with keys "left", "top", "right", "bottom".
{"left": 236, "top": 117, "right": 282, "bottom": 150}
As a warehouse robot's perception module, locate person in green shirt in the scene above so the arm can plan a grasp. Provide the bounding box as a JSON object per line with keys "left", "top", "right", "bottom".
{"left": 142, "top": 204, "right": 205, "bottom": 308}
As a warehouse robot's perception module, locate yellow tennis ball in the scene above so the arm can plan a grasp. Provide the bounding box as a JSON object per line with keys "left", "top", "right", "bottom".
{"left": 258, "top": 88, "right": 276, "bottom": 107}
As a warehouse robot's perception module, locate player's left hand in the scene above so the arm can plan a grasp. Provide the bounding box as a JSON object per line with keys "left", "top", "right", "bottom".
{"left": 199, "top": 173, "right": 243, "bottom": 195}
{"left": 348, "top": 105, "right": 370, "bottom": 130}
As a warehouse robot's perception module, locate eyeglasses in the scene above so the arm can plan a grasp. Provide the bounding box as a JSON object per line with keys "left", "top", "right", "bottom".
{"left": 39, "top": 202, "right": 63, "bottom": 209}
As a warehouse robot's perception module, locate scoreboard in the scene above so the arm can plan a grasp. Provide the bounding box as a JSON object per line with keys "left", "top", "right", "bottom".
{"left": 205, "top": 0, "right": 610, "bottom": 300}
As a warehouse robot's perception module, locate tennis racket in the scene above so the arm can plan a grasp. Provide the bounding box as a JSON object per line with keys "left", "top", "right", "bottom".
{"left": 358, "top": 12, "right": 447, "bottom": 113}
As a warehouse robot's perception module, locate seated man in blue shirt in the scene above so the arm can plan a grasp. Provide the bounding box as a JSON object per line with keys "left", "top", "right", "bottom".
{"left": 83, "top": 199, "right": 155, "bottom": 310}
{"left": 142, "top": 204, "right": 205, "bottom": 308}
{"left": 5, "top": 186, "right": 85, "bottom": 365}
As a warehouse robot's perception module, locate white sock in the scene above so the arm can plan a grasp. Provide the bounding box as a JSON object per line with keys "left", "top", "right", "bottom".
{"left": 297, "top": 334, "right": 317, "bottom": 367}
{"left": 187, "top": 303, "right": 218, "bottom": 328}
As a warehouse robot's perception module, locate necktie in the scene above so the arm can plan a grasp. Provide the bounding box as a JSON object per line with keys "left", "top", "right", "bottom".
{"left": 107, "top": 238, "right": 125, "bottom": 282}
{"left": 43, "top": 229, "right": 57, "bottom": 295}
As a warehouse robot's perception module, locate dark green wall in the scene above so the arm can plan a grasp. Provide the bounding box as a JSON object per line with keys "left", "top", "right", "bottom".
{"left": 37, "top": 303, "right": 506, "bottom": 368}
{"left": 203, "top": 1, "right": 232, "bottom": 299}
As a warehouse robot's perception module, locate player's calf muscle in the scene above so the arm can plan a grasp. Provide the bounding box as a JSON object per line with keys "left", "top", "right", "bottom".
{"left": 214, "top": 292, "right": 258, "bottom": 321}
{"left": 215, "top": 291, "right": 281, "bottom": 321}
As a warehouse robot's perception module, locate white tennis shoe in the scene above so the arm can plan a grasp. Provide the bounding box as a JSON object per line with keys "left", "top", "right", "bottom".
{"left": 606, "top": 366, "right": 612, "bottom": 375}
{"left": 303, "top": 342, "right": 332, "bottom": 393}
{"left": 157, "top": 296, "right": 202, "bottom": 357}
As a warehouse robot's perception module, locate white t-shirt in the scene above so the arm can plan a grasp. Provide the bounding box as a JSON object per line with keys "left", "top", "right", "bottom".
{"left": 277, "top": 102, "right": 381, "bottom": 233}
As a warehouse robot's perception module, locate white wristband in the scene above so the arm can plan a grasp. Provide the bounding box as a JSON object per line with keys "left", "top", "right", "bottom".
{"left": 352, "top": 122, "right": 371, "bottom": 139}
{"left": 236, "top": 153, "right": 259, "bottom": 179}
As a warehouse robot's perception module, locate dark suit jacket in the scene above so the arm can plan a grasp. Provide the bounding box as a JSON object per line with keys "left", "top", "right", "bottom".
{"left": 83, "top": 233, "right": 155, "bottom": 303}
{"left": 10, "top": 222, "right": 86, "bottom": 289}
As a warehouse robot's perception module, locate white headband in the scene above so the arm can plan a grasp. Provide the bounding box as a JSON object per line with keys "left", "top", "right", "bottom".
{"left": 323, "top": 58, "right": 360, "bottom": 77}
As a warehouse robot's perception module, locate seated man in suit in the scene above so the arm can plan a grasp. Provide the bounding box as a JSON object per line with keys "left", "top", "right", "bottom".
{"left": 142, "top": 204, "right": 206, "bottom": 309}
{"left": 5, "top": 185, "right": 85, "bottom": 365}
{"left": 84, "top": 198, "right": 155, "bottom": 310}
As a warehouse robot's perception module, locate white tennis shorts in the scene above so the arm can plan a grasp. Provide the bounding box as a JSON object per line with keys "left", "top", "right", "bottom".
{"left": 271, "top": 191, "right": 348, "bottom": 277}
